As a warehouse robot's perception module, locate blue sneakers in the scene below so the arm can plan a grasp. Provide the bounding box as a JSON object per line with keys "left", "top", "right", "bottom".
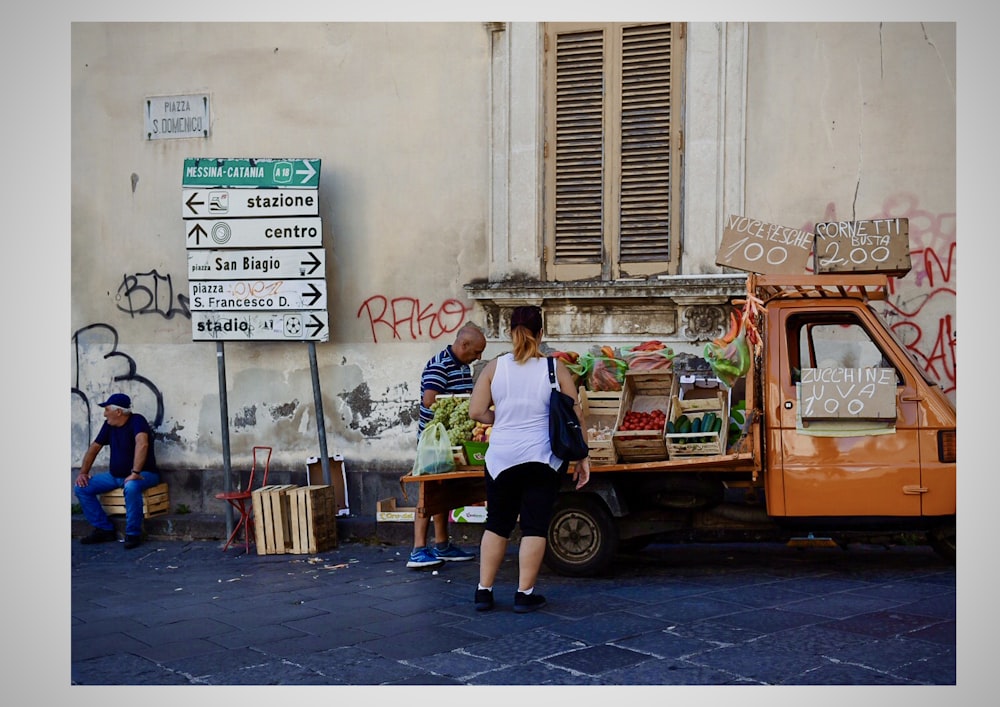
{"left": 406, "top": 547, "right": 445, "bottom": 569}
{"left": 431, "top": 543, "right": 476, "bottom": 562}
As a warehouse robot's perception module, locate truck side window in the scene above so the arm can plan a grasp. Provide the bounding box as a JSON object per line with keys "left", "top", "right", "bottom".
{"left": 791, "top": 314, "right": 900, "bottom": 385}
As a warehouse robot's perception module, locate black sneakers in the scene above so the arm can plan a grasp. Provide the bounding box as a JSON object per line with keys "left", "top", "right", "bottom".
{"left": 80, "top": 528, "right": 117, "bottom": 544}
{"left": 474, "top": 588, "right": 494, "bottom": 612}
{"left": 123, "top": 534, "right": 143, "bottom": 550}
{"left": 513, "top": 590, "right": 547, "bottom": 613}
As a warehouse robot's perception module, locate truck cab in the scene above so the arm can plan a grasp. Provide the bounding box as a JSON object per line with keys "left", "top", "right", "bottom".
{"left": 757, "top": 276, "right": 956, "bottom": 558}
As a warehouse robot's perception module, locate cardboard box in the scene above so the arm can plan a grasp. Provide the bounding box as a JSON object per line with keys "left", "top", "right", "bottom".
{"left": 304, "top": 454, "right": 350, "bottom": 516}
{"left": 665, "top": 392, "right": 729, "bottom": 458}
{"left": 376, "top": 497, "right": 416, "bottom": 522}
{"left": 580, "top": 387, "right": 620, "bottom": 465}
{"left": 99, "top": 482, "right": 170, "bottom": 519}
{"left": 612, "top": 372, "right": 677, "bottom": 462}
{"left": 251, "top": 484, "right": 296, "bottom": 555}
{"left": 286, "top": 485, "right": 338, "bottom": 554}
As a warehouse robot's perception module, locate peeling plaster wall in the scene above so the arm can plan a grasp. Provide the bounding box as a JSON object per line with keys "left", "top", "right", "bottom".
{"left": 70, "top": 22, "right": 956, "bottom": 508}
{"left": 71, "top": 23, "right": 491, "bottom": 477}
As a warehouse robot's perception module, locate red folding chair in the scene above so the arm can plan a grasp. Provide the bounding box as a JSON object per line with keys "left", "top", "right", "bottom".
{"left": 215, "top": 445, "right": 272, "bottom": 553}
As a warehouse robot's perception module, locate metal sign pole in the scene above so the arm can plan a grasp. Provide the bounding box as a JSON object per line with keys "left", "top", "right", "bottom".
{"left": 217, "top": 341, "right": 234, "bottom": 537}
{"left": 308, "top": 341, "right": 331, "bottom": 485}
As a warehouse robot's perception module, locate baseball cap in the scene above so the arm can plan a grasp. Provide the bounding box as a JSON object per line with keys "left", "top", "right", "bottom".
{"left": 98, "top": 393, "right": 132, "bottom": 409}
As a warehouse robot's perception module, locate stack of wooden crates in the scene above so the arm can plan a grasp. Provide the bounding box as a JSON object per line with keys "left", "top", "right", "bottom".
{"left": 250, "top": 456, "right": 348, "bottom": 556}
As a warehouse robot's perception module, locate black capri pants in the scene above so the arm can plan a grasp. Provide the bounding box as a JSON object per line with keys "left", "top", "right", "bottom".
{"left": 483, "top": 461, "right": 564, "bottom": 538}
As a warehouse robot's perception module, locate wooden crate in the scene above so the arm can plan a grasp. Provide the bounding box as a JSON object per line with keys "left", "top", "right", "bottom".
{"left": 580, "top": 387, "right": 621, "bottom": 465}
{"left": 376, "top": 497, "right": 416, "bottom": 522}
{"left": 99, "top": 482, "right": 170, "bottom": 518}
{"left": 665, "top": 392, "right": 729, "bottom": 458}
{"left": 612, "top": 372, "right": 677, "bottom": 462}
{"left": 287, "top": 485, "right": 338, "bottom": 554}
{"left": 251, "top": 484, "right": 296, "bottom": 555}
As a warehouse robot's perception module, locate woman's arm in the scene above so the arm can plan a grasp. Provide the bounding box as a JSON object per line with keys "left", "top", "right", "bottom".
{"left": 469, "top": 358, "right": 497, "bottom": 424}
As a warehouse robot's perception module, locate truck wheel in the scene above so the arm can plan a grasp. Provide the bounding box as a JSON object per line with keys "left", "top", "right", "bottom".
{"left": 929, "top": 524, "right": 956, "bottom": 564}
{"left": 544, "top": 495, "right": 618, "bottom": 577}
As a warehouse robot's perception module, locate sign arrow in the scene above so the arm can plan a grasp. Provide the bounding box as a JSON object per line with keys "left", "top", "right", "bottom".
{"left": 185, "top": 191, "right": 205, "bottom": 215}
{"left": 300, "top": 250, "right": 322, "bottom": 276}
{"left": 306, "top": 314, "right": 325, "bottom": 338}
{"left": 187, "top": 223, "right": 208, "bottom": 245}
{"left": 295, "top": 160, "right": 317, "bottom": 185}
{"left": 302, "top": 282, "right": 322, "bottom": 307}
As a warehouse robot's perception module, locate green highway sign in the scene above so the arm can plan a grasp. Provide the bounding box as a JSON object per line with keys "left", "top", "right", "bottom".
{"left": 182, "top": 157, "right": 321, "bottom": 188}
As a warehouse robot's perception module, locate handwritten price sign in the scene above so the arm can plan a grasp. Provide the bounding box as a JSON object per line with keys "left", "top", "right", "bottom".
{"left": 813, "top": 218, "right": 911, "bottom": 275}
{"left": 717, "top": 215, "right": 814, "bottom": 275}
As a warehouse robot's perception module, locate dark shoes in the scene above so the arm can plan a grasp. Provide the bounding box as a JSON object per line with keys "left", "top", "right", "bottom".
{"left": 80, "top": 528, "right": 117, "bottom": 544}
{"left": 123, "top": 534, "right": 143, "bottom": 550}
{"left": 513, "top": 590, "right": 547, "bottom": 613}
{"left": 474, "top": 588, "right": 494, "bottom": 612}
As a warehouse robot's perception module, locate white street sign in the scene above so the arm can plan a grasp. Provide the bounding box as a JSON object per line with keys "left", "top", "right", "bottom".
{"left": 191, "top": 311, "right": 329, "bottom": 342}
{"left": 188, "top": 248, "right": 325, "bottom": 280}
{"left": 146, "top": 94, "right": 210, "bottom": 140}
{"left": 189, "top": 279, "right": 327, "bottom": 311}
{"left": 186, "top": 217, "right": 322, "bottom": 248}
{"left": 182, "top": 188, "right": 319, "bottom": 218}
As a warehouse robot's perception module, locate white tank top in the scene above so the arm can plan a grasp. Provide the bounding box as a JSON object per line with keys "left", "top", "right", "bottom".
{"left": 484, "top": 353, "right": 562, "bottom": 478}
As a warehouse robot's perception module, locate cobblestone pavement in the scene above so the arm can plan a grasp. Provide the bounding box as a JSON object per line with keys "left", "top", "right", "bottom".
{"left": 67, "top": 536, "right": 960, "bottom": 693}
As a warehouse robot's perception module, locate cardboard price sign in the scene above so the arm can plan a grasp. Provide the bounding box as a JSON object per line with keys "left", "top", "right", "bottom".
{"left": 799, "top": 367, "right": 897, "bottom": 420}
{"left": 717, "top": 215, "right": 814, "bottom": 275}
{"left": 813, "top": 218, "right": 911, "bottom": 275}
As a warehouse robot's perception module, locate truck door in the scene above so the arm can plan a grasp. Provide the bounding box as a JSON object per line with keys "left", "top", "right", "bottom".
{"left": 769, "top": 304, "right": 922, "bottom": 517}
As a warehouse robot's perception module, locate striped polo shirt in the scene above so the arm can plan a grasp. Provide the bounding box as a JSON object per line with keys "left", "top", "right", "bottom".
{"left": 418, "top": 345, "right": 473, "bottom": 435}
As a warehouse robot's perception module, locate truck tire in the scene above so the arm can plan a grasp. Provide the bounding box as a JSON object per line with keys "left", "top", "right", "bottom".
{"left": 928, "top": 524, "right": 956, "bottom": 564}
{"left": 544, "top": 494, "right": 619, "bottom": 577}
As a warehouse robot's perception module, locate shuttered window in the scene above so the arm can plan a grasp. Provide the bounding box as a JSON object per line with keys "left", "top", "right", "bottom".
{"left": 544, "top": 22, "right": 685, "bottom": 281}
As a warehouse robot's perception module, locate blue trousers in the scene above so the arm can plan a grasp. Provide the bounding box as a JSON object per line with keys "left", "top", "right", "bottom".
{"left": 75, "top": 471, "right": 161, "bottom": 537}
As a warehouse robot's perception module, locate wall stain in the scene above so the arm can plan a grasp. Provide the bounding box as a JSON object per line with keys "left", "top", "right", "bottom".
{"left": 233, "top": 405, "right": 257, "bottom": 429}
{"left": 269, "top": 401, "right": 298, "bottom": 419}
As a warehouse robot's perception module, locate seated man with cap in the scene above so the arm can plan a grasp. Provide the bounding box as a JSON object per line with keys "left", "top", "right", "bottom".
{"left": 75, "top": 393, "right": 160, "bottom": 549}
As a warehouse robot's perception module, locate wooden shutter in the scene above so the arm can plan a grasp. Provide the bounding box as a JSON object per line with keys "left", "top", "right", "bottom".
{"left": 545, "top": 23, "right": 684, "bottom": 281}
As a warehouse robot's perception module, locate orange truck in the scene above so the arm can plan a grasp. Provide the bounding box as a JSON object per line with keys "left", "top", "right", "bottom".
{"left": 402, "top": 274, "right": 956, "bottom": 577}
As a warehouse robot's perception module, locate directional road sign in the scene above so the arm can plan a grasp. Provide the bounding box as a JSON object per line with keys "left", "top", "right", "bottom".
{"left": 189, "top": 279, "right": 327, "bottom": 311}
{"left": 186, "top": 217, "right": 322, "bottom": 248}
{"left": 182, "top": 188, "right": 319, "bottom": 219}
{"left": 191, "top": 311, "right": 329, "bottom": 342}
{"left": 188, "top": 248, "right": 325, "bottom": 280}
{"left": 182, "top": 157, "right": 321, "bottom": 188}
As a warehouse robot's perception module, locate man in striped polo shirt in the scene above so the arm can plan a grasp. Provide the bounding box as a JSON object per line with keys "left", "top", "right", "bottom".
{"left": 409, "top": 323, "right": 488, "bottom": 568}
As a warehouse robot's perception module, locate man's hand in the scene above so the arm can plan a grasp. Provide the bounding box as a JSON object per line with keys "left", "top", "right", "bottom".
{"left": 572, "top": 458, "right": 591, "bottom": 490}
{"left": 75, "top": 472, "right": 90, "bottom": 488}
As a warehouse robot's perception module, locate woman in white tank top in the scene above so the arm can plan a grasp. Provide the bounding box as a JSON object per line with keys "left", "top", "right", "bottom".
{"left": 468, "top": 306, "right": 591, "bottom": 613}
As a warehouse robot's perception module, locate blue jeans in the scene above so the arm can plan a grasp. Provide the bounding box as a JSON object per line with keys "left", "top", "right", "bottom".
{"left": 75, "top": 471, "right": 161, "bottom": 537}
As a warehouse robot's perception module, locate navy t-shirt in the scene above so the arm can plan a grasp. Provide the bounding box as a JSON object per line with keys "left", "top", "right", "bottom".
{"left": 94, "top": 413, "right": 157, "bottom": 478}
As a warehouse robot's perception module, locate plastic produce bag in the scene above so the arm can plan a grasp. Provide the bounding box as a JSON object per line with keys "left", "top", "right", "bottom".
{"left": 703, "top": 317, "right": 751, "bottom": 389}
{"left": 412, "top": 422, "right": 456, "bottom": 475}
{"left": 622, "top": 340, "right": 674, "bottom": 372}
{"left": 580, "top": 346, "right": 628, "bottom": 391}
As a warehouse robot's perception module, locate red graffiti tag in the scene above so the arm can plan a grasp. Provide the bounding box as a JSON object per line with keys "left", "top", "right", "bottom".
{"left": 357, "top": 295, "right": 472, "bottom": 343}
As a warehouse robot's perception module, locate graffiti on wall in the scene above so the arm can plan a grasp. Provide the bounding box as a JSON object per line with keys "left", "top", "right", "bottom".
{"left": 357, "top": 295, "right": 472, "bottom": 343}
{"left": 809, "top": 195, "right": 956, "bottom": 398}
{"left": 71, "top": 323, "right": 165, "bottom": 447}
{"left": 116, "top": 270, "right": 191, "bottom": 320}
